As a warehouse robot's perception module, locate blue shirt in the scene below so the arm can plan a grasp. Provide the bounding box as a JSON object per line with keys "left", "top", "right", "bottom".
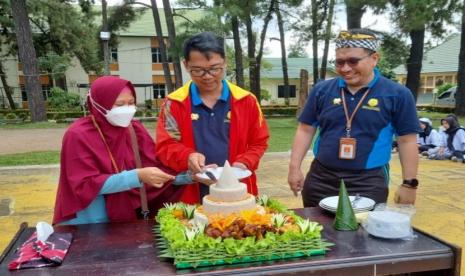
{"left": 191, "top": 80, "right": 231, "bottom": 166}
{"left": 299, "top": 69, "right": 420, "bottom": 170}
{"left": 60, "top": 169, "right": 193, "bottom": 225}
{"left": 61, "top": 170, "right": 141, "bottom": 225}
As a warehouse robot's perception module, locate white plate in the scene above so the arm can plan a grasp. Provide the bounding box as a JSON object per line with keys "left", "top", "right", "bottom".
{"left": 319, "top": 203, "right": 372, "bottom": 214}
{"left": 319, "top": 196, "right": 375, "bottom": 212}
{"left": 195, "top": 167, "right": 252, "bottom": 181}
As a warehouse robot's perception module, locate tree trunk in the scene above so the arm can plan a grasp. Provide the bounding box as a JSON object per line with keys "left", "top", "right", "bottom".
{"left": 276, "top": 3, "right": 290, "bottom": 106}
{"left": 311, "top": 0, "right": 319, "bottom": 85}
{"left": 162, "top": 0, "right": 183, "bottom": 89}
{"left": 150, "top": 0, "right": 174, "bottom": 93}
{"left": 245, "top": 13, "right": 258, "bottom": 97}
{"left": 405, "top": 27, "right": 425, "bottom": 102}
{"left": 0, "top": 62, "right": 17, "bottom": 110}
{"left": 231, "top": 15, "right": 244, "bottom": 87}
{"left": 48, "top": 16, "right": 67, "bottom": 90}
{"left": 320, "top": 0, "right": 335, "bottom": 80}
{"left": 345, "top": 0, "right": 364, "bottom": 29}
{"left": 255, "top": 0, "right": 276, "bottom": 102}
{"left": 298, "top": 69, "right": 309, "bottom": 116}
{"left": 456, "top": 4, "right": 465, "bottom": 116}
{"left": 10, "top": 0, "right": 46, "bottom": 121}
{"left": 102, "top": 0, "right": 111, "bottom": 75}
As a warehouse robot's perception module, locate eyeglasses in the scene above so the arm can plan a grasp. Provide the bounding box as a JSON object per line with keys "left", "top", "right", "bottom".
{"left": 189, "top": 67, "right": 224, "bottom": 77}
{"left": 335, "top": 54, "right": 371, "bottom": 68}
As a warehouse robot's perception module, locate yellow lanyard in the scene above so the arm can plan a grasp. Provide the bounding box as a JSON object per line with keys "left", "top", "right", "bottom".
{"left": 91, "top": 115, "right": 120, "bottom": 173}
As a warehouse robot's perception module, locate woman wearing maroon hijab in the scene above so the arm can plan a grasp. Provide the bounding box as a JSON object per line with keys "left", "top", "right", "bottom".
{"left": 53, "top": 76, "right": 182, "bottom": 224}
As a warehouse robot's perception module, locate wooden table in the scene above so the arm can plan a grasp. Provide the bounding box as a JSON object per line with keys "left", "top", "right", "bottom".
{"left": 0, "top": 208, "right": 461, "bottom": 275}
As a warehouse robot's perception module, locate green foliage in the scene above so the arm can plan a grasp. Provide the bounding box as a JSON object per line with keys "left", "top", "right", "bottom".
{"left": 261, "top": 90, "right": 271, "bottom": 101}
{"left": 437, "top": 83, "right": 454, "bottom": 95}
{"left": 391, "top": 0, "right": 459, "bottom": 36}
{"left": 47, "top": 87, "right": 81, "bottom": 110}
{"left": 5, "top": 113, "right": 18, "bottom": 120}
{"left": 38, "top": 52, "right": 71, "bottom": 80}
{"left": 27, "top": 0, "right": 102, "bottom": 73}
{"left": 376, "top": 32, "right": 409, "bottom": 80}
{"left": 262, "top": 107, "right": 298, "bottom": 116}
{"left": 288, "top": 42, "right": 308, "bottom": 58}
{"left": 155, "top": 199, "right": 331, "bottom": 268}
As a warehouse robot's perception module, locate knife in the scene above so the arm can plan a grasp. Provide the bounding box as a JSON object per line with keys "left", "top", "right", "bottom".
{"left": 205, "top": 170, "right": 217, "bottom": 182}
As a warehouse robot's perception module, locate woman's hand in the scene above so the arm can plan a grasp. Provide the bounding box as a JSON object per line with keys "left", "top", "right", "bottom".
{"left": 137, "top": 167, "right": 175, "bottom": 188}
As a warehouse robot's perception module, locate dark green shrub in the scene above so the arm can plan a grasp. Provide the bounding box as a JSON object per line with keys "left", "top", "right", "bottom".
{"left": 5, "top": 112, "right": 17, "bottom": 120}
{"left": 47, "top": 87, "right": 81, "bottom": 110}
{"left": 437, "top": 83, "right": 454, "bottom": 96}
{"left": 262, "top": 107, "right": 298, "bottom": 117}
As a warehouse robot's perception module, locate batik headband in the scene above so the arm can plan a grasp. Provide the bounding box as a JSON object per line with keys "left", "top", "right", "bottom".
{"left": 335, "top": 30, "right": 380, "bottom": 52}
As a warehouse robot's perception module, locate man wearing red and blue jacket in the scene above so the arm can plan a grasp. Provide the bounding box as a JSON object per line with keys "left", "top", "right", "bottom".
{"left": 156, "top": 32, "right": 269, "bottom": 204}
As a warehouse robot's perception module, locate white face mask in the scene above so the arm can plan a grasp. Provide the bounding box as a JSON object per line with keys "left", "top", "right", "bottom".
{"left": 89, "top": 93, "right": 137, "bottom": 127}
{"left": 105, "top": 105, "right": 136, "bottom": 127}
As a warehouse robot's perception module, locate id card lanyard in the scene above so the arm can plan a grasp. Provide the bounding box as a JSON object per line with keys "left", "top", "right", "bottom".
{"left": 338, "top": 88, "right": 371, "bottom": 159}
{"left": 91, "top": 115, "right": 120, "bottom": 173}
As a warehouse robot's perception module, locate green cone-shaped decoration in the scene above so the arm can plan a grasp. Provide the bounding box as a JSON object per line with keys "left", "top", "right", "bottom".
{"left": 333, "top": 179, "right": 358, "bottom": 231}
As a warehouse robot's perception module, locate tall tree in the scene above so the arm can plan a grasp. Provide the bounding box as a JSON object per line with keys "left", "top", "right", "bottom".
{"left": 0, "top": 62, "right": 15, "bottom": 109}
{"left": 345, "top": 0, "right": 365, "bottom": 28}
{"left": 101, "top": 0, "right": 111, "bottom": 75}
{"left": 391, "top": 0, "right": 459, "bottom": 101}
{"left": 162, "top": 0, "right": 183, "bottom": 89}
{"left": 10, "top": 0, "right": 46, "bottom": 121}
{"left": 150, "top": 0, "right": 174, "bottom": 93}
{"left": 311, "top": 0, "right": 320, "bottom": 84}
{"left": 231, "top": 15, "right": 244, "bottom": 87}
{"left": 0, "top": 0, "right": 16, "bottom": 109}
{"left": 288, "top": 42, "right": 308, "bottom": 58}
{"left": 275, "top": 2, "right": 290, "bottom": 106}
{"left": 251, "top": 0, "right": 276, "bottom": 100}
{"left": 320, "top": 0, "right": 335, "bottom": 80}
{"left": 293, "top": 0, "right": 327, "bottom": 84}
{"left": 456, "top": 2, "right": 465, "bottom": 116}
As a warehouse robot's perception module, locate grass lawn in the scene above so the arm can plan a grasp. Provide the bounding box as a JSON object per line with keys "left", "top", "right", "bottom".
{"left": 0, "top": 151, "right": 60, "bottom": 166}
{"left": 0, "top": 121, "right": 69, "bottom": 129}
{"left": 267, "top": 117, "right": 298, "bottom": 152}
{"left": 0, "top": 111, "right": 463, "bottom": 166}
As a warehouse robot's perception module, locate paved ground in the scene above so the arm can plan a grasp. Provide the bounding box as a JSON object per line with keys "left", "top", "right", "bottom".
{"left": 0, "top": 129, "right": 66, "bottom": 154}
{"left": 0, "top": 129, "right": 464, "bottom": 274}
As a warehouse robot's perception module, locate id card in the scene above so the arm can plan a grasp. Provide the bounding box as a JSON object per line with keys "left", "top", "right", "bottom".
{"left": 339, "top": 137, "right": 357, "bottom": 159}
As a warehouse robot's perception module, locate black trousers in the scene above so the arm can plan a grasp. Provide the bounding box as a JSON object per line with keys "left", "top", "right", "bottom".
{"left": 418, "top": 144, "right": 435, "bottom": 153}
{"left": 302, "top": 159, "right": 389, "bottom": 207}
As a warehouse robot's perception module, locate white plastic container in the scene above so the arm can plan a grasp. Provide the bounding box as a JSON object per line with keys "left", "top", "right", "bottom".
{"left": 364, "top": 210, "right": 412, "bottom": 239}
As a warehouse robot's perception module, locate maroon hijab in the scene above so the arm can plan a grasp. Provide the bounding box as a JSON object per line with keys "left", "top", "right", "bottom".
{"left": 53, "top": 76, "right": 181, "bottom": 224}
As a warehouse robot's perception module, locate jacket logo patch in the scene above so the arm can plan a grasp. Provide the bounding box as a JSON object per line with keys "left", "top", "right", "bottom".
{"left": 367, "top": 98, "right": 378, "bottom": 107}
{"left": 333, "top": 98, "right": 342, "bottom": 105}
{"left": 362, "top": 106, "right": 380, "bottom": 111}
{"left": 191, "top": 113, "right": 199, "bottom": 120}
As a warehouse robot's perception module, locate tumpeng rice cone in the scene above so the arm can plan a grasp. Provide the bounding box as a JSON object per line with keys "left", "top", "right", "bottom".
{"left": 333, "top": 179, "right": 358, "bottom": 231}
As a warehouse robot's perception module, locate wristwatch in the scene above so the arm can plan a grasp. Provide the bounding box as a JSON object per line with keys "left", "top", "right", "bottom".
{"left": 402, "top": 179, "right": 419, "bottom": 189}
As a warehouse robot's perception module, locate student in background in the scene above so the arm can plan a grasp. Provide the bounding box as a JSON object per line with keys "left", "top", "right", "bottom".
{"left": 417, "top": 117, "right": 440, "bottom": 154}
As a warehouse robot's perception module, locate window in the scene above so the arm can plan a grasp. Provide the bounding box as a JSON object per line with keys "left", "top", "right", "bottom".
{"left": 42, "top": 85, "right": 51, "bottom": 100}
{"left": 20, "top": 85, "right": 52, "bottom": 101}
{"left": 151, "top": 47, "right": 172, "bottom": 63}
{"left": 152, "top": 47, "right": 161, "bottom": 63}
{"left": 153, "top": 84, "right": 166, "bottom": 98}
{"left": 278, "top": 85, "right": 296, "bottom": 98}
{"left": 110, "top": 48, "right": 118, "bottom": 63}
{"left": 426, "top": 76, "right": 434, "bottom": 87}
{"left": 20, "top": 85, "right": 27, "bottom": 101}
{"left": 445, "top": 75, "right": 453, "bottom": 84}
